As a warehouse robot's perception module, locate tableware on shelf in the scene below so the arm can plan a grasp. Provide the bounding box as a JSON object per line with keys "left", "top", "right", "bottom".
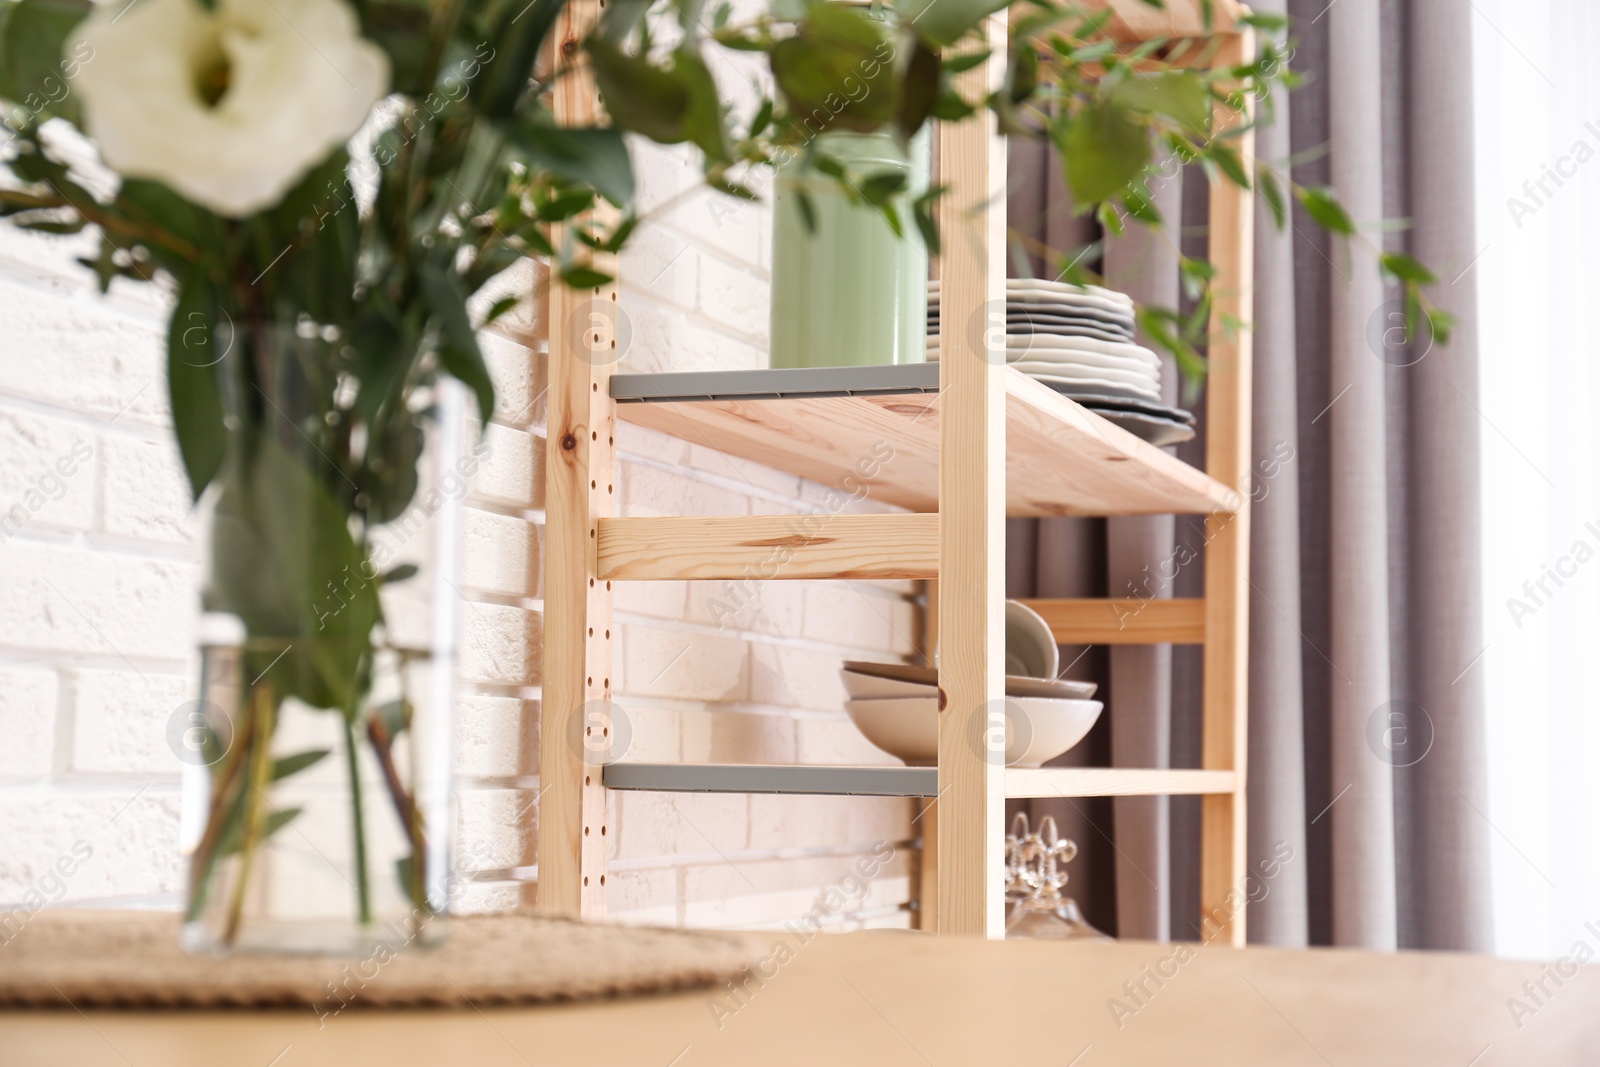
{"left": 1004, "top": 598, "right": 1059, "bottom": 679}
{"left": 840, "top": 660, "right": 1097, "bottom": 700}
{"left": 1005, "top": 368, "right": 1163, "bottom": 401}
{"left": 929, "top": 278, "right": 1136, "bottom": 318}
{"left": 1084, "top": 408, "right": 1196, "bottom": 447}
{"left": 1058, "top": 393, "right": 1196, "bottom": 424}
{"left": 1006, "top": 359, "right": 1157, "bottom": 391}
{"left": 928, "top": 306, "right": 1137, "bottom": 334}
{"left": 1004, "top": 813, "right": 1110, "bottom": 940}
{"left": 842, "top": 695, "right": 1103, "bottom": 767}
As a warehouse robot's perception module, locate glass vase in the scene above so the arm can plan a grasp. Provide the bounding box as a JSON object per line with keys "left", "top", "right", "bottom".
{"left": 175, "top": 357, "right": 465, "bottom": 955}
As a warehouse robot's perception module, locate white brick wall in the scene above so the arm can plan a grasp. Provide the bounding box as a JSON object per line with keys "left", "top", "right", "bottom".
{"left": 0, "top": 135, "right": 920, "bottom": 932}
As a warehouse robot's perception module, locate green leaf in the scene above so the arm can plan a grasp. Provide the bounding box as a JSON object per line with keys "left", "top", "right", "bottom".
{"left": 420, "top": 261, "right": 495, "bottom": 423}
{"left": 475, "top": 0, "right": 566, "bottom": 117}
{"left": 206, "top": 438, "right": 380, "bottom": 712}
{"left": 597, "top": 0, "right": 651, "bottom": 42}
{"left": 913, "top": 202, "right": 938, "bottom": 254}
{"left": 560, "top": 264, "right": 613, "bottom": 289}
{"left": 1297, "top": 186, "right": 1356, "bottom": 235}
{"left": 1056, "top": 101, "right": 1151, "bottom": 204}
{"left": 747, "top": 97, "right": 774, "bottom": 138}
{"left": 897, "top": 0, "right": 1008, "bottom": 47}
{"left": 360, "top": 0, "right": 434, "bottom": 96}
{"left": 859, "top": 170, "right": 908, "bottom": 205}
{"left": 1379, "top": 251, "right": 1437, "bottom": 285}
{"left": 586, "top": 36, "right": 690, "bottom": 145}
{"left": 1257, "top": 168, "right": 1287, "bottom": 228}
{"left": 771, "top": 3, "right": 895, "bottom": 133}
{"left": 349, "top": 312, "right": 412, "bottom": 425}
{"left": 1239, "top": 11, "right": 1289, "bottom": 30}
{"left": 794, "top": 189, "right": 817, "bottom": 234}
{"left": 674, "top": 46, "right": 731, "bottom": 163}
{"left": 165, "top": 274, "right": 229, "bottom": 501}
{"left": 219, "top": 806, "right": 304, "bottom": 857}
{"left": 116, "top": 178, "right": 224, "bottom": 261}
{"left": 361, "top": 412, "right": 424, "bottom": 524}
{"left": 895, "top": 39, "right": 941, "bottom": 141}
{"left": 0, "top": 0, "right": 92, "bottom": 125}
{"left": 942, "top": 49, "right": 992, "bottom": 74}
{"left": 1207, "top": 142, "right": 1251, "bottom": 190}
{"left": 272, "top": 749, "right": 332, "bottom": 781}
{"left": 15, "top": 217, "right": 83, "bottom": 234}
{"left": 1112, "top": 72, "right": 1212, "bottom": 134}
{"left": 382, "top": 563, "right": 420, "bottom": 584}
{"left": 484, "top": 294, "right": 520, "bottom": 324}
{"left": 500, "top": 121, "right": 635, "bottom": 207}
{"left": 1427, "top": 307, "right": 1457, "bottom": 346}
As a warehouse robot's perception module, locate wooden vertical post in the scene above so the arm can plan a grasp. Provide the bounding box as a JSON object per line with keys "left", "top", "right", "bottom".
{"left": 918, "top": 580, "right": 940, "bottom": 932}
{"left": 1199, "top": 29, "right": 1256, "bottom": 948}
{"left": 537, "top": 0, "right": 618, "bottom": 921}
{"left": 935, "top": 13, "right": 1009, "bottom": 940}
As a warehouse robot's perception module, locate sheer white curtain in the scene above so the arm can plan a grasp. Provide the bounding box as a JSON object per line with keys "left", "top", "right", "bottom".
{"left": 1473, "top": 0, "right": 1600, "bottom": 960}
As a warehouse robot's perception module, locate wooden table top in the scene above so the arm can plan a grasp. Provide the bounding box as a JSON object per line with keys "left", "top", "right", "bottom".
{"left": 3, "top": 931, "right": 1596, "bottom": 1065}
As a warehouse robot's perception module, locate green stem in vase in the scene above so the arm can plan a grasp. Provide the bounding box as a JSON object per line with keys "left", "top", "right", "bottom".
{"left": 223, "top": 683, "right": 277, "bottom": 944}
{"left": 185, "top": 689, "right": 253, "bottom": 923}
{"left": 343, "top": 713, "right": 374, "bottom": 926}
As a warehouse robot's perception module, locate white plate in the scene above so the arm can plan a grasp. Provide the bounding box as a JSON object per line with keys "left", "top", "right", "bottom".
{"left": 929, "top": 320, "right": 1134, "bottom": 344}
{"left": 930, "top": 302, "right": 1136, "bottom": 328}
{"left": 997, "top": 335, "right": 1160, "bottom": 368}
{"left": 1020, "top": 369, "right": 1162, "bottom": 400}
{"left": 1086, "top": 408, "right": 1196, "bottom": 447}
{"left": 844, "top": 695, "right": 1104, "bottom": 768}
{"left": 923, "top": 349, "right": 1160, "bottom": 389}
{"left": 1008, "top": 359, "right": 1157, "bottom": 390}
{"left": 930, "top": 278, "right": 1134, "bottom": 309}
{"left": 925, "top": 339, "right": 1154, "bottom": 373}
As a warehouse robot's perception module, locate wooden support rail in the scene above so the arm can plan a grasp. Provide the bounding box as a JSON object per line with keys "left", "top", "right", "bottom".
{"left": 1006, "top": 767, "right": 1236, "bottom": 798}
{"left": 596, "top": 514, "right": 938, "bottom": 581}
{"left": 1019, "top": 597, "right": 1206, "bottom": 644}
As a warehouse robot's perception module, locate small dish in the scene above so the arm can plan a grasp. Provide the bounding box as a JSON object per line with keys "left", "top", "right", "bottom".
{"left": 841, "top": 661, "right": 1097, "bottom": 700}
{"left": 844, "top": 695, "right": 1104, "bottom": 767}
{"left": 1005, "top": 599, "right": 1059, "bottom": 679}
{"left": 1083, "top": 408, "right": 1197, "bottom": 447}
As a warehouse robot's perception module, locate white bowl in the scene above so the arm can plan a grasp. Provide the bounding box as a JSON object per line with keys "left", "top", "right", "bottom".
{"left": 840, "top": 672, "right": 937, "bottom": 700}
{"left": 1004, "top": 600, "right": 1059, "bottom": 680}
{"left": 843, "top": 696, "right": 1103, "bottom": 768}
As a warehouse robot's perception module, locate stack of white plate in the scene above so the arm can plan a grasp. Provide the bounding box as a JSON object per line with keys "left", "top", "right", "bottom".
{"left": 839, "top": 661, "right": 1103, "bottom": 769}
{"left": 926, "top": 278, "right": 1196, "bottom": 446}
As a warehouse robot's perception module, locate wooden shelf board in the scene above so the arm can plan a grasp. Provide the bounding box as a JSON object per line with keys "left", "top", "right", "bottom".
{"left": 603, "top": 763, "right": 937, "bottom": 796}
{"left": 597, "top": 514, "right": 938, "bottom": 581}
{"left": 1006, "top": 767, "right": 1237, "bottom": 798}
{"left": 1019, "top": 597, "right": 1206, "bottom": 644}
{"left": 613, "top": 366, "right": 1238, "bottom": 518}
{"left": 601, "top": 763, "right": 1236, "bottom": 799}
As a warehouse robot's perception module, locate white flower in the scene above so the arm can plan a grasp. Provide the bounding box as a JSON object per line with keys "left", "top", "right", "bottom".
{"left": 70, "top": 0, "right": 389, "bottom": 217}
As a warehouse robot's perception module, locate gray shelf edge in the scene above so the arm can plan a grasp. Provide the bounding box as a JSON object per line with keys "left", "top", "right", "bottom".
{"left": 602, "top": 763, "right": 937, "bottom": 797}
{"left": 610, "top": 362, "right": 941, "bottom": 404}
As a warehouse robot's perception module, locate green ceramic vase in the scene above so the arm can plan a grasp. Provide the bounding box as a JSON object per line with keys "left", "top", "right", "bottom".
{"left": 769, "top": 129, "right": 931, "bottom": 369}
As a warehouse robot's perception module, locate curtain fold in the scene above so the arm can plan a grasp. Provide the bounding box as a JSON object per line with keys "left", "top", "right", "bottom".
{"left": 1008, "top": 0, "right": 1492, "bottom": 949}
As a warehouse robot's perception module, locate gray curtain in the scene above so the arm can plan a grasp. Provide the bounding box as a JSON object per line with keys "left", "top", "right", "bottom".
{"left": 1006, "top": 0, "right": 1493, "bottom": 951}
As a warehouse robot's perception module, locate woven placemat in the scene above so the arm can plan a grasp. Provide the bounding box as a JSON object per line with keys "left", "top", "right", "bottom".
{"left": 0, "top": 910, "right": 768, "bottom": 1010}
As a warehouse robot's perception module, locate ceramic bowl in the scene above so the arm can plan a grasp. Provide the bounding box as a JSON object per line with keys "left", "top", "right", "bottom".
{"left": 840, "top": 671, "right": 939, "bottom": 700}
{"left": 839, "top": 667, "right": 1097, "bottom": 702}
{"left": 843, "top": 695, "right": 1103, "bottom": 768}
{"left": 1004, "top": 600, "right": 1060, "bottom": 679}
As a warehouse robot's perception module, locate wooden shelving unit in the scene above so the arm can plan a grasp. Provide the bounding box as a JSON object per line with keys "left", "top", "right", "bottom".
{"left": 538, "top": 0, "right": 1254, "bottom": 943}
